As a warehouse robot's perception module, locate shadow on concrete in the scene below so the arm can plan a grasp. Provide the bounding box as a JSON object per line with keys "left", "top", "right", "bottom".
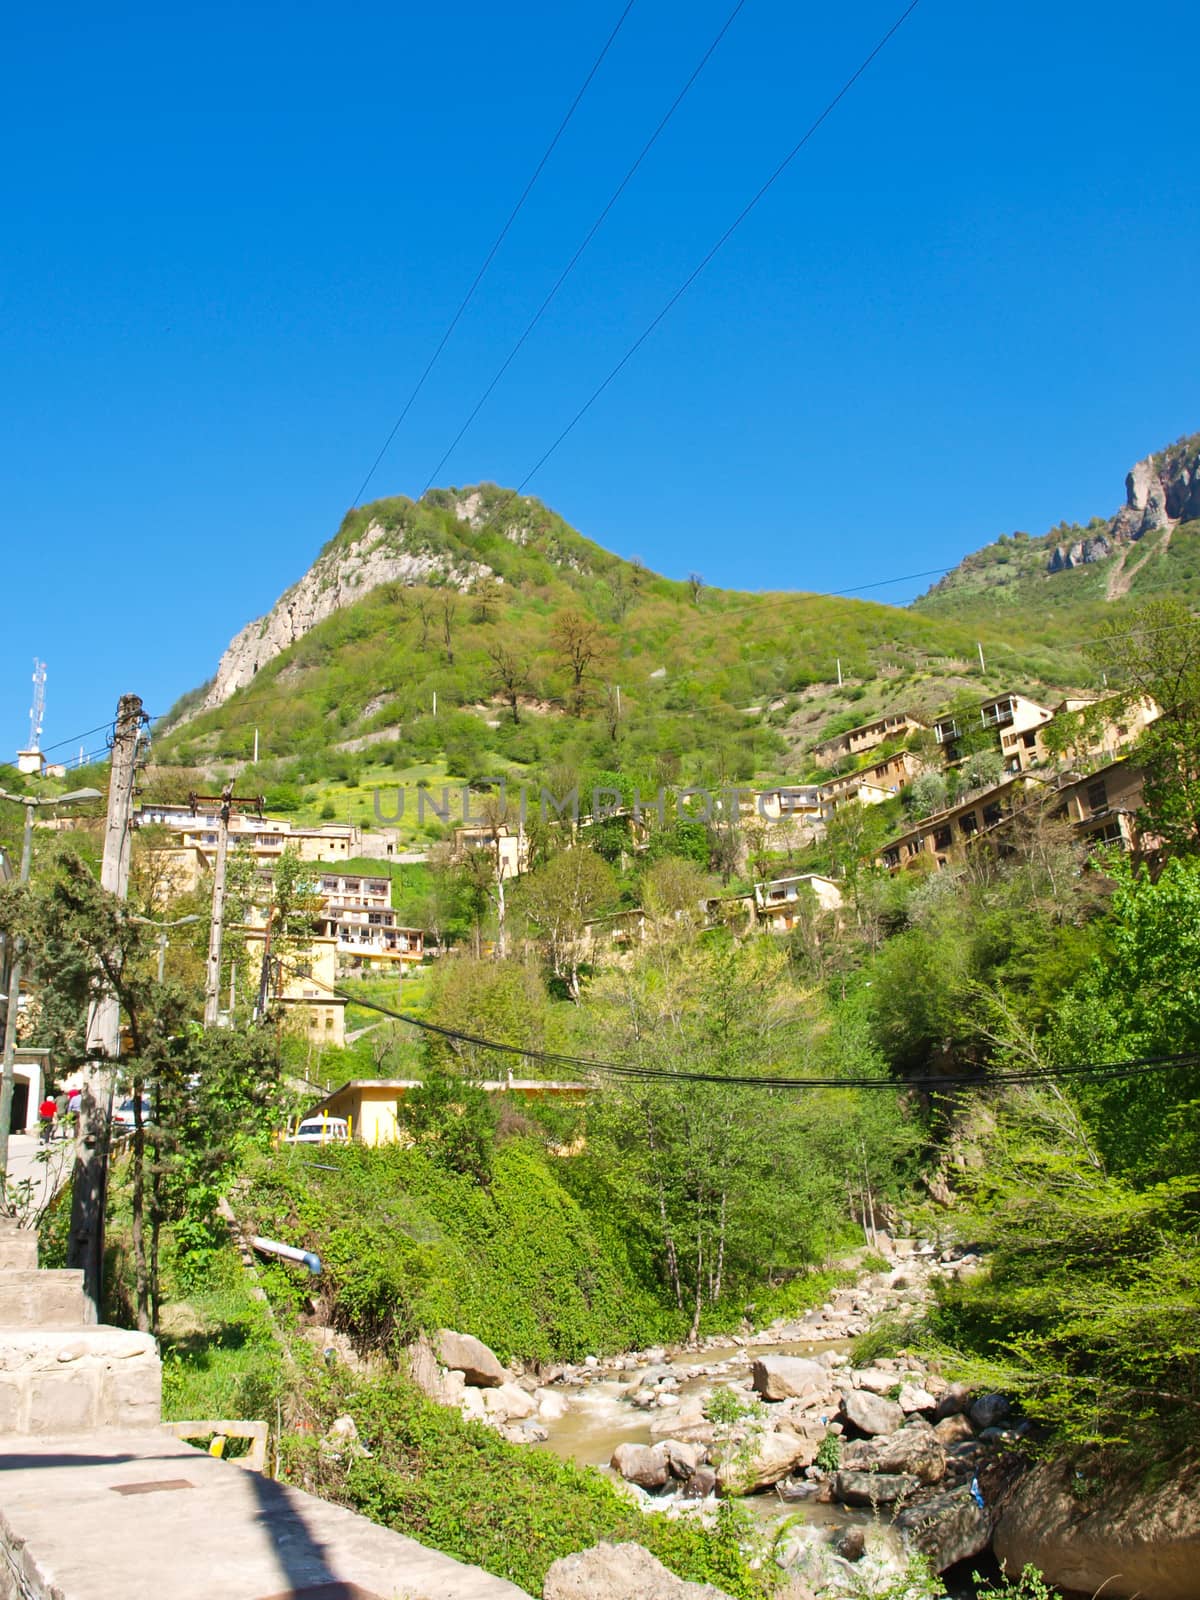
{"left": 245, "top": 1469, "right": 350, "bottom": 1600}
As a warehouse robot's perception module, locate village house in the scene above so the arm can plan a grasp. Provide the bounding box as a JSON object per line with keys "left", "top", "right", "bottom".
{"left": 580, "top": 907, "right": 646, "bottom": 953}
{"left": 999, "top": 695, "right": 1160, "bottom": 773}
{"left": 752, "top": 873, "right": 843, "bottom": 933}
{"left": 242, "top": 929, "right": 346, "bottom": 1046}
{"left": 811, "top": 712, "right": 926, "bottom": 769}
{"left": 134, "top": 802, "right": 359, "bottom": 891}
{"left": 452, "top": 821, "right": 529, "bottom": 880}
{"left": 818, "top": 749, "right": 922, "bottom": 812}
{"left": 877, "top": 774, "right": 1030, "bottom": 872}
{"left": 303, "top": 1076, "right": 590, "bottom": 1146}
{"left": 933, "top": 693, "right": 1052, "bottom": 763}
{"left": 878, "top": 759, "right": 1149, "bottom": 874}
{"left": 750, "top": 786, "right": 825, "bottom": 823}
{"left": 314, "top": 870, "right": 424, "bottom": 966}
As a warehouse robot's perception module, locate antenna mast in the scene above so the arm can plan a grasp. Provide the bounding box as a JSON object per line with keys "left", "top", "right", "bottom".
{"left": 29, "top": 659, "right": 46, "bottom": 750}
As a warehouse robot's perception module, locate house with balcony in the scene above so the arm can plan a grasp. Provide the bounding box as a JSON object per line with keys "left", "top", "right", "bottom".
{"left": 315, "top": 870, "right": 424, "bottom": 966}
{"left": 811, "top": 713, "right": 926, "bottom": 770}
{"left": 134, "top": 803, "right": 359, "bottom": 889}
{"left": 933, "top": 693, "right": 1052, "bottom": 764}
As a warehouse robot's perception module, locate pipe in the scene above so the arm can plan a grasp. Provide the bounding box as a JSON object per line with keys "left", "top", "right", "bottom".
{"left": 250, "top": 1234, "right": 322, "bottom": 1275}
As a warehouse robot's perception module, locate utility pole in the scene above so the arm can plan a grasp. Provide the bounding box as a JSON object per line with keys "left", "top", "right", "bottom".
{"left": 836, "top": 659, "right": 843, "bottom": 687}
{"left": 69, "top": 692, "right": 145, "bottom": 1315}
{"left": 977, "top": 641, "right": 986, "bottom": 674}
{"left": 193, "top": 784, "right": 262, "bottom": 1028}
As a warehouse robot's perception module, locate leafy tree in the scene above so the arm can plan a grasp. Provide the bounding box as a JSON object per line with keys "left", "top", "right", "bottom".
{"left": 1088, "top": 598, "right": 1200, "bottom": 852}
{"left": 398, "top": 1067, "right": 496, "bottom": 1184}
{"left": 549, "top": 609, "right": 608, "bottom": 716}
{"left": 520, "top": 847, "right": 616, "bottom": 1000}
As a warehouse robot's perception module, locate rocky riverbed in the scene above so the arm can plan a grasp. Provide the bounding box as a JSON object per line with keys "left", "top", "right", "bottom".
{"left": 408, "top": 1238, "right": 1027, "bottom": 1595}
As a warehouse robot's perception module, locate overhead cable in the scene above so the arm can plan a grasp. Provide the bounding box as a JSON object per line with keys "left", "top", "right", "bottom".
{"left": 350, "top": 0, "right": 639, "bottom": 509}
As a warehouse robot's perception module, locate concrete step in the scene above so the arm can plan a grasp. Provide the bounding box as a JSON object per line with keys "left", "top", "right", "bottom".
{"left": 0, "top": 1268, "right": 90, "bottom": 1328}
{"left": 0, "top": 1229, "right": 39, "bottom": 1271}
{"left": 0, "top": 1325, "right": 161, "bottom": 1434}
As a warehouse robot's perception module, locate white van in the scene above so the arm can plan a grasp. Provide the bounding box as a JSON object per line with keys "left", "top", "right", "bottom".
{"left": 282, "top": 1115, "right": 350, "bottom": 1146}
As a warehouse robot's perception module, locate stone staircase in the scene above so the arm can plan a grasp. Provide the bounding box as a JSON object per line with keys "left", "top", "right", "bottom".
{"left": 0, "top": 1214, "right": 160, "bottom": 1436}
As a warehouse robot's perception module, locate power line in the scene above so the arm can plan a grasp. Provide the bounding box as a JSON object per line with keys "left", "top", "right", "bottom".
{"left": 37, "top": 719, "right": 115, "bottom": 757}
{"left": 349, "top": 0, "right": 639, "bottom": 510}
{"left": 420, "top": 0, "right": 751, "bottom": 497}
{"left": 320, "top": 975, "right": 1200, "bottom": 1093}
{"left": 508, "top": 0, "right": 923, "bottom": 500}
{"left": 378, "top": 0, "right": 923, "bottom": 598}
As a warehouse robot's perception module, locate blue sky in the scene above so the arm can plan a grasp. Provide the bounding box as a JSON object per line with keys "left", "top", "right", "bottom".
{"left": 4, "top": 0, "right": 1198, "bottom": 756}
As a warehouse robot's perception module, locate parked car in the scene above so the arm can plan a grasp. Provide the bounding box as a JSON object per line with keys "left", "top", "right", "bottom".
{"left": 111, "top": 1096, "right": 152, "bottom": 1130}
{"left": 282, "top": 1115, "right": 349, "bottom": 1146}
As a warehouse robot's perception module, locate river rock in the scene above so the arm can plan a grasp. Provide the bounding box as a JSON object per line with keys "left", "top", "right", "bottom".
{"left": 898, "top": 1382, "right": 936, "bottom": 1414}
{"left": 683, "top": 1465, "right": 718, "bottom": 1499}
{"left": 437, "top": 1328, "right": 506, "bottom": 1387}
{"left": 832, "top": 1469, "right": 918, "bottom": 1506}
{"left": 993, "top": 1454, "right": 1200, "bottom": 1600}
{"left": 841, "top": 1428, "right": 946, "bottom": 1485}
{"left": 543, "top": 1541, "right": 735, "bottom": 1600}
{"left": 664, "top": 1438, "right": 706, "bottom": 1478}
{"left": 842, "top": 1389, "right": 904, "bottom": 1436}
{"left": 650, "top": 1401, "right": 712, "bottom": 1443}
{"left": 751, "top": 1355, "right": 827, "bottom": 1402}
{"left": 852, "top": 1367, "right": 903, "bottom": 1396}
{"left": 934, "top": 1382, "right": 973, "bottom": 1420}
{"left": 483, "top": 1381, "right": 536, "bottom": 1422}
{"left": 895, "top": 1484, "right": 995, "bottom": 1572}
{"left": 933, "top": 1413, "right": 976, "bottom": 1447}
{"left": 535, "top": 1388, "right": 568, "bottom": 1422}
{"left": 611, "top": 1441, "right": 671, "bottom": 1490}
{"left": 969, "top": 1392, "right": 1009, "bottom": 1430}
{"left": 717, "top": 1429, "right": 815, "bottom": 1495}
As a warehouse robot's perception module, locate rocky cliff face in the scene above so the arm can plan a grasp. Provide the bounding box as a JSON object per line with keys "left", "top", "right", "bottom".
{"left": 1047, "top": 434, "right": 1200, "bottom": 571}
{"left": 197, "top": 499, "right": 496, "bottom": 714}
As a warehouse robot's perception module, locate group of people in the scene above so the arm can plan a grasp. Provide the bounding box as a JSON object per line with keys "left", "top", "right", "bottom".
{"left": 37, "top": 1088, "right": 80, "bottom": 1143}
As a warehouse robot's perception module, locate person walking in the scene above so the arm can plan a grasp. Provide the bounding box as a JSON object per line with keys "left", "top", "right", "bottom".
{"left": 38, "top": 1095, "right": 57, "bottom": 1144}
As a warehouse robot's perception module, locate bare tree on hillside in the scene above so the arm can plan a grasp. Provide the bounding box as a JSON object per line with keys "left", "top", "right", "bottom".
{"left": 488, "top": 643, "right": 528, "bottom": 724}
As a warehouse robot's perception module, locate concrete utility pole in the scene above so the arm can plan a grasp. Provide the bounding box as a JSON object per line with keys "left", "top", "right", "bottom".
{"left": 193, "top": 784, "right": 262, "bottom": 1028}
{"left": 69, "top": 692, "right": 145, "bottom": 1314}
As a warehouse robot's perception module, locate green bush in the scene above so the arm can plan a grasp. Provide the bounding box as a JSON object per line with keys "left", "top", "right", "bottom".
{"left": 281, "top": 1370, "right": 768, "bottom": 1598}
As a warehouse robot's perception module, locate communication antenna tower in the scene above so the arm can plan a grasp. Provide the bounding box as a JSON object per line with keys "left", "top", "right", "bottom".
{"left": 29, "top": 659, "right": 46, "bottom": 751}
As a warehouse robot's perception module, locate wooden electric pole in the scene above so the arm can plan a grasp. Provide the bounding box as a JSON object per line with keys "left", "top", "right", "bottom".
{"left": 193, "top": 784, "right": 262, "bottom": 1028}
{"left": 69, "top": 692, "right": 146, "bottom": 1316}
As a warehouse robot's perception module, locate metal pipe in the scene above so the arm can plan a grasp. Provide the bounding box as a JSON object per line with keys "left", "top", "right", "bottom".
{"left": 250, "top": 1234, "right": 322, "bottom": 1275}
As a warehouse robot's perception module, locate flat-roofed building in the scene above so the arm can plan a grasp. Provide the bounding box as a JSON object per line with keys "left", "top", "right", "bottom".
{"left": 811, "top": 713, "right": 925, "bottom": 769}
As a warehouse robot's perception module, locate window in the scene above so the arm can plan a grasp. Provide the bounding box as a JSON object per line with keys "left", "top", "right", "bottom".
{"left": 958, "top": 811, "right": 979, "bottom": 837}
{"left": 982, "top": 802, "right": 1002, "bottom": 827}
{"left": 933, "top": 825, "right": 952, "bottom": 850}
{"left": 1086, "top": 778, "right": 1107, "bottom": 816}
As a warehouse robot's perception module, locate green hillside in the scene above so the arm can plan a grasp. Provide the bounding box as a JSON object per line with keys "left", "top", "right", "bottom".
{"left": 155, "top": 485, "right": 1101, "bottom": 812}
{"left": 916, "top": 519, "right": 1200, "bottom": 633}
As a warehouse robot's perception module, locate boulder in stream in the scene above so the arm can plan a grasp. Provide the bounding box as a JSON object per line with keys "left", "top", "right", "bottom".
{"left": 833, "top": 1469, "right": 918, "bottom": 1506}
{"left": 841, "top": 1427, "right": 946, "bottom": 1485}
{"left": 894, "top": 1484, "right": 995, "bottom": 1572}
{"left": 841, "top": 1389, "right": 904, "bottom": 1436}
{"left": 610, "top": 1441, "right": 671, "bottom": 1489}
{"left": 437, "top": 1328, "right": 506, "bottom": 1387}
{"left": 716, "top": 1428, "right": 816, "bottom": 1495}
{"left": 751, "top": 1355, "right": 827, "bottom": 1402}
